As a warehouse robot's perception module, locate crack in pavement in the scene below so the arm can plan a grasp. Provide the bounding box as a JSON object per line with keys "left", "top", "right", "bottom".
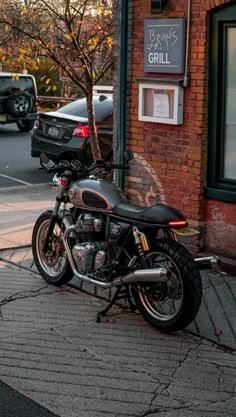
{"left": 0, "top": 286, "right": 62, "bottom": 309}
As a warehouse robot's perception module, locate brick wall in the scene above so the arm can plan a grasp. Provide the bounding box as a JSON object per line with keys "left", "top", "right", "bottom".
{"left": 124, "top": 0, "right": 236, "bottom": 258}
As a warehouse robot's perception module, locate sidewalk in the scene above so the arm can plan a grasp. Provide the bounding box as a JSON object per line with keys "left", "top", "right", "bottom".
{"left": 0, "top": 251, "right": 235, "bottom": 417}
{"left": 0, "top": 183, "right": 235, "bottom": 350}
{"left": 0, "top": 184, "right": 235, "bottom": 416}
{"left": 0, "top": 183, "right": 235, "bottom": 349}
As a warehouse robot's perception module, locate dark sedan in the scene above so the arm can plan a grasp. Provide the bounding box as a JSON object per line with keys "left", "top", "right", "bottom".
{"left": 31, "top": 94, "right": 113, "bottom": 164}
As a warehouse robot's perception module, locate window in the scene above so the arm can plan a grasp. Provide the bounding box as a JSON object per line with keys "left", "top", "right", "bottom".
{"left": 207, "top": 5, "right": 236, "bottom": 202}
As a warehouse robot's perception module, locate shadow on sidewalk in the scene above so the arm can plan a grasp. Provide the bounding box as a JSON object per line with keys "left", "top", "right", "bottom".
{"left": 0, "top": 380, "right": 59, "bottom": 417}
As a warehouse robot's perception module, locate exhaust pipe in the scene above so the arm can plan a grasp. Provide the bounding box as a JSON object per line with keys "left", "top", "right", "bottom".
{"left": 63, "top": 225, "right": 170, "bottom": 289}
{"left": 194, "top": 255, "right": 221, "bottom": 272}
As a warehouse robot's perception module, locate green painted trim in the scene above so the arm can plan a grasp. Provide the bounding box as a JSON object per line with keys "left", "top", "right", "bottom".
{"left": 136, "top": 77, "right": 184, "bottom": 85}
{"left": 205, "top": 187, "right": 236, "bottom": 203}
{"left": 115, "top": 0, "right": 132, "bottom": 189}
{"left": 208, "top": 4, "right": 236, "bottom": 197}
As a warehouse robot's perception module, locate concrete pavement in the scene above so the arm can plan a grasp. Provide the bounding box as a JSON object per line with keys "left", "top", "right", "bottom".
{"left": 0, "top": 183, "right": 235, "bottom": 416}
{"left": 0, "top": 253, "right": 236, "bottom": 417}
{"left": 0, "top": 182, "right": 235, "bottom": 349}
{"left": 0, "top": 183, "right": 54, "bottom": 249}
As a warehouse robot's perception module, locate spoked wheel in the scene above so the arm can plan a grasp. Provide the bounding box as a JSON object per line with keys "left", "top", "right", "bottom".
{"left": 32, "top": 210, "right": 74, "bottom": 285}
{"left": 132, "top": 239, "right": 202, "bottom": 332}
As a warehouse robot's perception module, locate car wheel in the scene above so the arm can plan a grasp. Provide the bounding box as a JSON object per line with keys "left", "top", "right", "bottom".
{"left": 17, "top": 120, "right": 35, "bottom": 132}
{"left": 7, "top": 91, "right": 33, "bottom": 117}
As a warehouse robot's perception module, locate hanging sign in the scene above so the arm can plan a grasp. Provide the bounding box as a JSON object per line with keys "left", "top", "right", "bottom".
{"left": 144, "top": 18, "right": 185, "bottom": 74}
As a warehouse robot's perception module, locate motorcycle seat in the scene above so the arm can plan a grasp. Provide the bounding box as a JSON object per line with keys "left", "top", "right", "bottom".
{"left": 112, "top": 203, "right": 186, "bottom": 224}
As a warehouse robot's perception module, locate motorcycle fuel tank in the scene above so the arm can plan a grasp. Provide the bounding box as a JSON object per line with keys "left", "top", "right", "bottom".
{"left": 68, "top": 178, "right": 128, "bottom": 212}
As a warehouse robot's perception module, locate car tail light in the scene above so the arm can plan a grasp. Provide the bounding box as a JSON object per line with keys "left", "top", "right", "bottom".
{"left": 34, "top": 97, "right": 40, "bottom": 106}
{"left": 35, "top": 115, "right": 40, "bottom": 128}
{"left": 72, "top": 125, "right": 98, "bottom": 137}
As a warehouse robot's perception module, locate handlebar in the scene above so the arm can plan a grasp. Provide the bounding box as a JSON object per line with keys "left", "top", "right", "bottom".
{"left": 41, "top": 159, "right": 129, "bottom": 177}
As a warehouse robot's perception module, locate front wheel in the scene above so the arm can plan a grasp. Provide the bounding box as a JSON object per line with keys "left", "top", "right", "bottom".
{"left": 132, "top": 239, "right": 202, "bottom": 332}
{"left": 32, "top": 210, "right": 74, "bottom": 285}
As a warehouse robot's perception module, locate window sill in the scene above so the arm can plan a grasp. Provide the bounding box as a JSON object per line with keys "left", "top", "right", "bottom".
{"left": 205, "top": 187, "right": 236, "bottom": 203}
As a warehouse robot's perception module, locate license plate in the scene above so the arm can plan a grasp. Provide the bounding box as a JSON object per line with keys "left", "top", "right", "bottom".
{"left": 48, "top": 126, "right": 59, "bottom": 137}
{"left": 0, "top": 115, "right": 6, "bottom": 121}
{"left": 171, "top": 228, "right": 200, "bottom": 236}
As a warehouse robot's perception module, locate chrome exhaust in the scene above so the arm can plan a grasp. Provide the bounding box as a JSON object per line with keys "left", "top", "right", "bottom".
{"left": 194, "top": 255, "right": 221, "bottom": 272}
{"left": 63, "top": 225, "right": 170, "bottom": 289}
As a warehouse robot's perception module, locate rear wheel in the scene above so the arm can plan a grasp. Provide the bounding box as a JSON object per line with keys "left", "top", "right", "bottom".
{"left": 32, "top": 211, "right": 74, "bottom": 285}
{"left": 132, "top": 239, "right": 202, "bottom": 332}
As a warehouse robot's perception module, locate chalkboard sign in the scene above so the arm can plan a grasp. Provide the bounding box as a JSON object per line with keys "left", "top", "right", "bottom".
{"left": 144, "top": 18, "right": 185, "bottom": 74}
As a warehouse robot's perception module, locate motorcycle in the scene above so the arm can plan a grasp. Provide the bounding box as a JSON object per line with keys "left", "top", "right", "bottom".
{"left": 32, "top": 155, "right": 221, "bottom": 332}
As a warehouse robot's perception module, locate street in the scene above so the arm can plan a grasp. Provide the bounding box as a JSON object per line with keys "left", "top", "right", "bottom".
{"left": 0, "top": 125, "right": 49, "bottom": 188}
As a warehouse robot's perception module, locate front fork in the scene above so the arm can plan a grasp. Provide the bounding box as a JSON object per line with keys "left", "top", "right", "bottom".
{"left": 42, "top": 183, "right": 68, "bottom": 253}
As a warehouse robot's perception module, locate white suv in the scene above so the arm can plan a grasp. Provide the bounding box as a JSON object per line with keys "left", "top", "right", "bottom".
{"left": 0, "top": 72, "right": 39, "bottom": 132}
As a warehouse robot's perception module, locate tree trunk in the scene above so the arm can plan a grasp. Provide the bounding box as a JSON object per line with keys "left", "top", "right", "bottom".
{"left": 86, "top": 88, "right": 102, "bottom": 161}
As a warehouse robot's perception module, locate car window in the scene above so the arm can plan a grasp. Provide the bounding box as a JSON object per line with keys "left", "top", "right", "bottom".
{"left": 0, "top": 76, "right": 35, "bottom": 95}
{"left": 56, "top": 96, "right": 113, "bottom": 121}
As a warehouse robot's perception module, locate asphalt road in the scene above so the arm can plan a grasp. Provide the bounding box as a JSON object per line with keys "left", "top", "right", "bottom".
{"left": 0, "top": 124, "right": 49, "bottom": 188}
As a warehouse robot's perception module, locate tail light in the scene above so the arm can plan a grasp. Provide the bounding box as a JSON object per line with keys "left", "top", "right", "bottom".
{"left": 34, "top": 97, "right": 40, "bottom": 106}
{"left": 35, "top": 115, "right": 40, "bottom": 128}
{"left": 168, "top": 220, "right": 188, "bottom": 228}
{"left": 72, "top": 125, "right": 98, "bottom": 137}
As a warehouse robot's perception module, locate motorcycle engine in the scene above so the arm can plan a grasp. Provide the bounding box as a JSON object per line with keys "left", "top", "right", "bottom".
{"left": 72, "top": 242, "right": 108, "bottom": 273}
{"left": 72, "top": 213, "right": 107, "bottom": 273}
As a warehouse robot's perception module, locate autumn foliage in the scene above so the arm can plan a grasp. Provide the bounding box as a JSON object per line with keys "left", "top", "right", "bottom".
{"left": 0, "top": 0, "right": 114, "bottom": 160}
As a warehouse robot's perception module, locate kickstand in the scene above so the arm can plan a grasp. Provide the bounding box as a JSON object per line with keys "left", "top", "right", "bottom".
{"left": 96, "top": 286, "right": 123, "bottom": 323}
{"left": 125, "top": 285, "right": 137, "bottom": 312}
{"left": 96, "top": 285, "right": 137, "bottom": 323}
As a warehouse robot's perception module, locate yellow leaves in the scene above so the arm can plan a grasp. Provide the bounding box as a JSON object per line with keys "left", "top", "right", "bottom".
{"left": 45, "top": 85, "right": 57, "bottom": 93}
{"left": 64, "top": 33, "right": 71, "bottom": 40}
{"left": 96, "top": 6, "right": 111, "bottom": 16}
{"left": 45, "top": 78, "right": 51, "bottom": 85}
{"left": 4, "top": 24, "right": 10, "bottom": 32}
{"left": 11, "top": 74, "right": 20, "bottom": 80}
{"left": 107, "top": 36, "right": 112, "bottom": 48}
{"left": 88, "top": 37, "right": 99, "bottom": 48}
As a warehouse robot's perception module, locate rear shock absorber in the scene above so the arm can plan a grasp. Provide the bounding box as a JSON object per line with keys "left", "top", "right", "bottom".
{"left": 133, "top": 226, "right": 150, "bottom": 259}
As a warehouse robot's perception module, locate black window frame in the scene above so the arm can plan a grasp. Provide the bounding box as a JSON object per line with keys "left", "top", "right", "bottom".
{"left": 206, "top": 5, "right": 236, "bottom": 203}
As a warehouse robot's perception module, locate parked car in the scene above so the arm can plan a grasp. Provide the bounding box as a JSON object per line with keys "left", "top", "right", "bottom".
{"left": 0, "top": 72, "right": 39, "bottom": 132}
{"left": 31, "top": 92, "right": 113, "bottom": 164}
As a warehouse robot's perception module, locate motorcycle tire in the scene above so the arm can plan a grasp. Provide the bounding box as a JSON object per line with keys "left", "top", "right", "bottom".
{"left": 132, "top": 239, "right": 202, "bottom": 332}
{"left": 32, "top": 210, "right": 74, "bottom": 285}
